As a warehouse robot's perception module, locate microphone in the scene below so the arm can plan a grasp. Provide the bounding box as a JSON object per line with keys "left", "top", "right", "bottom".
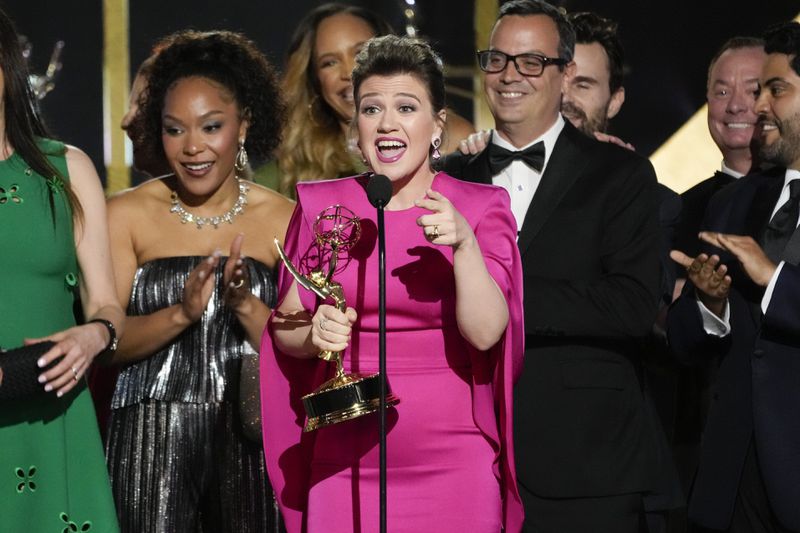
{"left": 367, "top": 174, "right": 392, "bottom": 208}
{"left": 366, "top": 172, "right": 391, "bottom": 533}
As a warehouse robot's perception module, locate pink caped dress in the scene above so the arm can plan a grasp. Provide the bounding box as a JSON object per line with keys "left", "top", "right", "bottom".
{"left": 260, "top": 173, "right": 524, "bottom": 532}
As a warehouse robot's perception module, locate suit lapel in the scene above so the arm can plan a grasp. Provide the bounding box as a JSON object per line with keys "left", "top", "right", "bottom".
{"left": 517, "top": 123, "right": 590, "bottom": 258}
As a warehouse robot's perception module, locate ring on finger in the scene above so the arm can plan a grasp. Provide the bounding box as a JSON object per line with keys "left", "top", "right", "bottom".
{"left": 232, "top": 278, "right": 245, "bottom": 289}
{"left": 430, "top": 225, "right": 440, "bottom": 240}
{"left": 320, "top": 318, "right": 327, "bottom": 332}
{"left": 71, "top": 366, "right": 79, "bottom": 382}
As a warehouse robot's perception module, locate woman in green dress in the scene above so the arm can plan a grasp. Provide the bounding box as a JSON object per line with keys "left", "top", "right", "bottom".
{"left": 0, "top": 8, "right": 124, "bottom": 532}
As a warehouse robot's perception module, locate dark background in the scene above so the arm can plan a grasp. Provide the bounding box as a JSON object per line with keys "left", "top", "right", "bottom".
{"left": 4, "top": 0, "right": 799, "bottom": 183}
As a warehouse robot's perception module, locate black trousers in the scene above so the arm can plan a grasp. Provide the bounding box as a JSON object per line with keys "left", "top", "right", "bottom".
{"left": 519, "top": 482, "right": 646, "bottom": 533}
{"left": 692, "top": 442, "right": 794, "bottom": 533}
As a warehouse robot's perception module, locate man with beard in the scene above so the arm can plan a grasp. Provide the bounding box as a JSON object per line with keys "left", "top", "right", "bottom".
{"left": 440, "top": 1, "right": 663, "bottom": 531}
{"left": 668, "top": 21, "right": 800, "bottom": 533}
{"left": 561, "top": 12, "right": 627, "bottom": 144}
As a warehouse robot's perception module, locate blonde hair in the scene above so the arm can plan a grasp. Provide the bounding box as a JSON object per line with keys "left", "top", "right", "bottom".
{"left": 276, "top": 3, "right": 393, "bottom": 198}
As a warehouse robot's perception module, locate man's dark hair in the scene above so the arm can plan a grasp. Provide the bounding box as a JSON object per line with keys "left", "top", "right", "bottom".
{"left": 706, "top": 36, "right": 765, "bottom": 86}
{"left": 568, "top": 11, "right": 624, "bottom": 93}
{"left": 763, "top": 21, "right": 800, "bottom": 77}
{"left": 498, "top": 0, "right": 575, "bottom": 64}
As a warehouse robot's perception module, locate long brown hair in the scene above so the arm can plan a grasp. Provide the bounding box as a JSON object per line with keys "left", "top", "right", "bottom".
{"left": 0, "top": 7, "right": 82, "bottom": 224}
{"left": 277, "top": 3, "right": 392, "bottom": 197}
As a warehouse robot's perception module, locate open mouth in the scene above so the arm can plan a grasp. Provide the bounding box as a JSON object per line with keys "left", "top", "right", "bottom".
{"left": 181, "top": 161, "right": 214, "bottom": 175}
{"left": 725, "top": 122, "right": 755, "bottom": 129}
{"left": 375, "top": 138, "right": 407, "bottom": 163}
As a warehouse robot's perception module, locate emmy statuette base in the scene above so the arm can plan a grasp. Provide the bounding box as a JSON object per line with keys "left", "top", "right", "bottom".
{"left": 302, "top": 373, "right": 399, "bottom": 432}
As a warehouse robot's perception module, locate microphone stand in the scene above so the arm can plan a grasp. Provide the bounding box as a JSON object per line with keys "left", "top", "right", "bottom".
{"left": 377, "top": 200, "right": 387, "bottom": 533}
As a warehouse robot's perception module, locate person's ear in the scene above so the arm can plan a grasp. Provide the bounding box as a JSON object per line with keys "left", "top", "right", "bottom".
{"left": 607, "top": 87, "right": 625, "bottom": 120}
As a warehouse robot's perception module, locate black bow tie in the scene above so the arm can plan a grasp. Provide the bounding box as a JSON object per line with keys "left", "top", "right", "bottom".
{"left": 488, "top": 141, "right": 546, "bottom": 175}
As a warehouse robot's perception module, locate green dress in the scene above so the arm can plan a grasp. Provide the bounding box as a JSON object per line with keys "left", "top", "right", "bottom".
{"left": 0, "top": 140, "right": 119, "bottom": 533}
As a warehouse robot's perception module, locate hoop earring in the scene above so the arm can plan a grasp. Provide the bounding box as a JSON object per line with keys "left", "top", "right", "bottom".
{"left": 235, "top": 139, "right": 249, "bottom": 173}
{"left": 431, "top": 137, "right": 442, "bottom": 160}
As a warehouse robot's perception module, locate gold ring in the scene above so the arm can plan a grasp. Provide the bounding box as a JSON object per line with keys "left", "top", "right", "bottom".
{"left": 71, "top": 366, "right": 79, "bottom": 382}
{"left": 232, "top": 278, "right": 245, "bottom": 289}
{"left": 431, "top": 225, "right": 440, "bottom": 240}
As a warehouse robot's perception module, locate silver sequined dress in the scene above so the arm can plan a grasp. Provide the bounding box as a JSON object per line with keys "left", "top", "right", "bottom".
{"left": 105, "top": 256, "right": 281, "bottom": 533}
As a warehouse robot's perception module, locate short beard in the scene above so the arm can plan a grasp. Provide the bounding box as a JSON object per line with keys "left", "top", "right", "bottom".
{"left": 759, "top": 110, "right": 800, "bottom": 168}
{"left": 561, "top": 101, "right": 610, "bottom": 136}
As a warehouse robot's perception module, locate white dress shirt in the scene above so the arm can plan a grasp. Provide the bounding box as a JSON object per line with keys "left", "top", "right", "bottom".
{"left": 490, "top": 115, "right": 565, "bottom": 233}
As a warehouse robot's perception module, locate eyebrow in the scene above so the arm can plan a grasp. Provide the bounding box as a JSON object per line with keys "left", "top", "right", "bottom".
{"left": 162, "top": 110, "right": 226, "bottom": 122}
{"left": 573, "top": 76, "right": 598, "bottom": 84}
{"left": 360, "top": 92, "right": 422, "bottom": 103}
{"left": 764, "top": 77, "right": 786, "bottom": 86}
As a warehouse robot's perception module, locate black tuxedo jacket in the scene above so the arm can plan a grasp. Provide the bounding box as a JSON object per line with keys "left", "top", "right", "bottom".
{"left": 675, "top": 171, "right": 737, "bottom": 259}
{"left": 667, "top": 167, "right": 800, "bottom": 531}
{"left": 440, "top": 120, "right": 663, "bottom": 497}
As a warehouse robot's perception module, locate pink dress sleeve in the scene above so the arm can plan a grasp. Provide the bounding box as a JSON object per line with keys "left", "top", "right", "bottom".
{"left": 259, "top": 193, "right": 326, "bottom": 533}
{"left": 466, "top": 184, "right": 525, "bottom": 531}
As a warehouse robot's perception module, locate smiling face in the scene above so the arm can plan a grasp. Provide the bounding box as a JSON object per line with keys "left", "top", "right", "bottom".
{"left": 314, "top": 12, "right": 376, "bottom": 126}
{"left": 356, "top": 73, "right": 443, "bottom": 187}
{"left": 484, "top": 14, "right": 570, "bottom": 146}
{"left": 706, "top": 46, "right": 766, "bottom": 161}
{"left": 756, "top": 53, "right": 800, "bottom": 170}
{"left": 561, "top": 41, "right": 624, "bottom": 135}
{"left": 161, "top": 76, "right": 247, "bottom": 199}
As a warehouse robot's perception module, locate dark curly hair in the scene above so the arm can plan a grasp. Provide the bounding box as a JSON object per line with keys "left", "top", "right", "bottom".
{"left": 135, "top": 30, "right": 285, "bottom": 170}
{"left": 763, "top": 21, "right": 800, "bottom": 77}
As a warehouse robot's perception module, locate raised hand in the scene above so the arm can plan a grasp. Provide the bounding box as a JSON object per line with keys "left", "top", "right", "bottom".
{"left": 223, "top": 233, "right": 251, "bottom": 310}
{"left": 180, "top": 250, "right": 220, "bottom": 323}
{"left": 311, "top": 304, "right": 357, "bottom": 354}
{"left": 415, "top": 189, "right": 476, "bottom": 250}
{"left": 670, "top": 249, "right": 731, "bottom": 317}
{"left": 457, "top": 130, "right": 490, "bottom": 156}
{"left": 699, "top": 232, "right": 777, "bottom": 287}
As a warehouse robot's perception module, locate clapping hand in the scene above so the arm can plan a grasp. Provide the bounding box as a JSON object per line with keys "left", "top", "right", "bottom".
{"left": 670, "top": 250, "right": 731, "bottom": 317}
{"left": 180, "top": 249, "right": 220, "bottom": 323}
{"left": 223, "top": 233, "right": 251, "bottom": 311}
{"left": 698, "top": 232, "right": 776, "bottom": 287}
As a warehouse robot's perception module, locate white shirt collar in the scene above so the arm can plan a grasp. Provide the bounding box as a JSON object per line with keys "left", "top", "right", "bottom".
{"left": 784, "top": 168, "right": 800, "bottom": 186}
{"left": 490, "top": 115, "right": 565, "bottom": 174}
{"left": 720, "top": 160, "right": 745, "bottom": 179}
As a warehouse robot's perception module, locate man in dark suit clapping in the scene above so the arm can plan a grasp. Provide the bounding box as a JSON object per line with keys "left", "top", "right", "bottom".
{"left": 439, "top": 1, "right": 662, "bottom": 531}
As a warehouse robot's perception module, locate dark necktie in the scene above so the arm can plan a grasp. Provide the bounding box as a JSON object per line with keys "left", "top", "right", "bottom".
{"left": 488, "top": 141, "right": 545, "bottom": 175}
{"left": 761, "top": 179, "right": 800, "bottom": 263}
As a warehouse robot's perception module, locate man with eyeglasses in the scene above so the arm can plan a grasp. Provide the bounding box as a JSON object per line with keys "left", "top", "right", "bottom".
{"left": 439, "top": 1, "right": 663, "bottom": 531}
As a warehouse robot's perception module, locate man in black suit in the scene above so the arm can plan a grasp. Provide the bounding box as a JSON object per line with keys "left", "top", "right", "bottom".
{"left": 674, "top": 38, "right": 766, "bottom": 260}
{"left": 439, "top": 1, "right": 662, "bottom": 531}
{"left": 668, "top": 21, "right": 800, "bottom": 533}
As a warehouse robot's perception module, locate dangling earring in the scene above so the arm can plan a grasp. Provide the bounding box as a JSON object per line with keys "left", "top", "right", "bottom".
{"left": 235, "top": 139, "right": 249, "bottom": 173}
{"left": 431, "top": 137, "right": 442, "bottom": 160}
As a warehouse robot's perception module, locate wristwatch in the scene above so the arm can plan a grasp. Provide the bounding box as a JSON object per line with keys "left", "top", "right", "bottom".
{"left": 89, "top": 318, "right": 118, "bottom": 354}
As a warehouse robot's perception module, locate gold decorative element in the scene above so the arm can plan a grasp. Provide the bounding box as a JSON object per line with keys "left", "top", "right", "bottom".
{"left": 103, "top": 0, "right": 130, "bottom": 194}
{"left": 170, "top": 179, "right": 249, "bottom": 229}
{"left": 274, "top": 204, "right": 399, "bottom": 432}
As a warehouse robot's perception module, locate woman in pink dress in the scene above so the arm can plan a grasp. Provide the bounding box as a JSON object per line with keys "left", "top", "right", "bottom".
{"left": 261, "top": 35, "right": 524, "bottom": 532}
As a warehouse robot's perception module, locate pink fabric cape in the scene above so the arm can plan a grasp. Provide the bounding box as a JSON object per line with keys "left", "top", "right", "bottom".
{"left": 260, "top": 173, "right": 525, "bottom": 532}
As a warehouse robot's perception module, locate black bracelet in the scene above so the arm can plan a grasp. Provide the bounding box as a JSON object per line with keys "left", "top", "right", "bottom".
{"left": 88, "top": 318, "right": 118, "bottom": 354}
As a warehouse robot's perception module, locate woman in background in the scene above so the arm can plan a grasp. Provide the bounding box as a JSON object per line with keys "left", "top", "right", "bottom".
{"left": 255, "top": 2, "right": 474, "bottom": 196}
{"left": 262, "top": 35, "right": 523, "bottom": 532}
{"left": 0, "top": 7, "right": 123, "bottom": 532}
{"left": 105, "top": 30, "right": 293, "bottom": 532}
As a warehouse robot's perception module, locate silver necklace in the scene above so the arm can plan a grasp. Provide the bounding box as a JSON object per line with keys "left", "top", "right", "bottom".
{"left": 170, "top": 178, "right": 249, "bottom": 229}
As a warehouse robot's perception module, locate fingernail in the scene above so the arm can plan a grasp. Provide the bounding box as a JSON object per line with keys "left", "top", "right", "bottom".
{"left": 38, "top": 374, "right": 46, "bottom": 383}
{"left": 198, "top": 271, "right": 206, "bottom": 280}
{"left": 214, "top": 249, "right": 222, "bottom": 257}
{"left": 37, "top": 358, "right": 45, "bottom": 367}
{"left": 57, "top": 390, "right": 64, "bottom": 397}
{"left": 44, "top": 384, "right": 52, "bottom": 392}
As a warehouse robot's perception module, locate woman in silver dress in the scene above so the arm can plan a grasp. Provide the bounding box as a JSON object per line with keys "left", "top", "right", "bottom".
{"left": 104, "top": 30, "right": 294, "bottom": 532}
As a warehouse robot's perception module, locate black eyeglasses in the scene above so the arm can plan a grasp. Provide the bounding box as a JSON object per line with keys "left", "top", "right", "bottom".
{"left": 476, "top": 50, "right": 567, "bottom": 77}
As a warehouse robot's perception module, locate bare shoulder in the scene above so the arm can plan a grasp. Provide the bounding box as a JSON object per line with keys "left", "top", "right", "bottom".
{"left": 107, "top": 177, "right": 171, "bottom": 218}
{"left": 246, "top": 181, "right": 295, "bottom": 224}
